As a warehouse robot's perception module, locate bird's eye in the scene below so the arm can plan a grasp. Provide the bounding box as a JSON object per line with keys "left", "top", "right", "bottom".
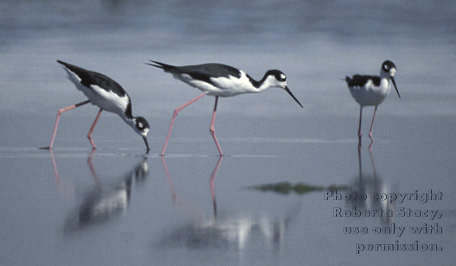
{"left": 137, "top": 120, "right": 147, "bottom": 130}
{"left": 135, "top": 117, "right": 150, "bottom": 131}
{"left": 279, "top": 74, "right": 286, "bottom": 82}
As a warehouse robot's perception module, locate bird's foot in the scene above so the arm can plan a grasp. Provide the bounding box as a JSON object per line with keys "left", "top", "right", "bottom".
{"left": 368, "top": 132, "right": 374, "bottom": 142}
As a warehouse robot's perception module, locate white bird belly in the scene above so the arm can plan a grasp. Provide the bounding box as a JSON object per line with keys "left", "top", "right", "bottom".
{"left": 74, "top": 82, "right": 129, "bottom": 115}
{"left": 349, "top": 79, "right": 391, "bottom": 106}
{"left": 174, "top": 71, "right": 254, "bottom": 97}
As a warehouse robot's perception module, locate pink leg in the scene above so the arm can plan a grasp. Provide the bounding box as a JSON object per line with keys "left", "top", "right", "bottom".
{"left": 87, "top": 108, "right": 103, "bottom": 149}
{"left": 161, "top": 93, "right": 207, "bottom": 156}
{"left": 43, "top": 100, "right": 91, "bottom": 150}
{"left": 209, "top": 97, "right": 223, "bottom": 156}
{"left": 368, "top": 106, "right": 378, "bottom": 142}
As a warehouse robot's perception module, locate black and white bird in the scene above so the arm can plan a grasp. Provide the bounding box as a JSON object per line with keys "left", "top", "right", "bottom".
{"left": 345, "top": 60, "right": 401, "bottom": 143}
{"left": 42, "top": 60, "right": 150, "bottom": 152}
{"left": 147, "top": 60, "right": 303, "bottom": 156}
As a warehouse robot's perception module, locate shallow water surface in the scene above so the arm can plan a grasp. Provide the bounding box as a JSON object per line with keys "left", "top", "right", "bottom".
{"left": 1, "top": 1, "right": 456, "bottom": 265}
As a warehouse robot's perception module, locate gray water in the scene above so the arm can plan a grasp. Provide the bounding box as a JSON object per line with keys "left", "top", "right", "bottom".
{"left": 1, "top": 1, "right": 456, "bottom": 265}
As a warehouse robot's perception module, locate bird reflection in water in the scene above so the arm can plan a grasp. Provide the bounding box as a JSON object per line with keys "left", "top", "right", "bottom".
{"left": 347, "top": 145, "right": 394, "bottom": 225}
{"left": 159, "top": 157, "right": 298, "bottom": 251}
{"left": 49, "top": 151, "right": 149, "bottom": 231}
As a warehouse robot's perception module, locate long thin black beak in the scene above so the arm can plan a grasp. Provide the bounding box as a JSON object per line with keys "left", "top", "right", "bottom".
{"left": 143, "top": 136, "right": 150, "bottom": 154}
{"left": 391, "top": 77, "right": 401, "bottom": 99}
{"left": 285, "top": 86, "right": 303, "bottom": 108}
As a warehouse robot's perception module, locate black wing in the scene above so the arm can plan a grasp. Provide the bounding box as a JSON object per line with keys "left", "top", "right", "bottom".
{"left": 148, "top": 60, "right": 242, "bottom": 86}
{"left": 57, "top": 60, "right": 127, "bottom": 97}
{"left": 345, "top": 75, "right": 381, "bottom": 87}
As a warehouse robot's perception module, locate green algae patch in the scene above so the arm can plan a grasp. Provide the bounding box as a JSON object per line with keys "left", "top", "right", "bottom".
{"left": 248, "top": 182, "right": 349, "bottom": 195}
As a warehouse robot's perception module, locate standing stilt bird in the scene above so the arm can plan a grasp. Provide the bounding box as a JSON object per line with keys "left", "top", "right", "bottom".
{"left": 42, "top": 60, "right": 150, "bottom": 152}
{"left": 147, "top": 60, "right": 303, "bottom": 156}
{"left": 345, "top": 60, "right": 401, "bottom": 143}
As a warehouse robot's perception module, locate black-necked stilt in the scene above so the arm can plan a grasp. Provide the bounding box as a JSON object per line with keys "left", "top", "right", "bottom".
{"left": 147, "top": 60, "right": 303, "bottom": 156}
{"left": 42, "top": 60, "right": 150, "bottom": 152}
{"left": 345, "top": 60, "right": 401, "bottom": 143}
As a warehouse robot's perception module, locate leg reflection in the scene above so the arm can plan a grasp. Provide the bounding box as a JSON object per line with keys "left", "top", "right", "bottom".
{"left": 161, "top": 156, "right": 223, "bottom": 220}
{"left": 351, "top": 144, "right": 393, "bottom": 225}
{"left": 210, "top": 156, "right": 223, "bottom": 219}
{"left": 87, "top": 150, "right": 101, "bottom": 187}
{"left": 157, "top": 156, "right": 294, "bottom": 252}
{"left": 49, "top": 150, "right": 75, "bottom": 199}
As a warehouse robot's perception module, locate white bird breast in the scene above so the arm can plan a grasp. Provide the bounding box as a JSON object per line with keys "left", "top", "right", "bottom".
{"left": 350, "top": 79, "right": 391, "bottom": 106}
{"left": 209, "top": 72, "right": 257, "bottom": 97}
{"left": 211, "top": 71, "right": 254, "bottom": 95}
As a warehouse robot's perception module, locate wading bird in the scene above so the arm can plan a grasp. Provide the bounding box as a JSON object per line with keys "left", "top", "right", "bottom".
{"left": 345, "top": 60, "right": 401, "bottom": 143}
{"left": 148, "top": 60, "right": 303, "bottom": 156}
{"left": 42, "top": 60, "right": 150, "bottom": 152}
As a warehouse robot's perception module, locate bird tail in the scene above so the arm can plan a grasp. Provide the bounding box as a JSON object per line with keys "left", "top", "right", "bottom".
{"left": 56, "top": 60, "right": 84, "bottom": 85}
{"left": 146, "top": 60, "right": 176, "bottom": 72}
{"left": 56, "top": 59, "right": 73, "bottom": 69}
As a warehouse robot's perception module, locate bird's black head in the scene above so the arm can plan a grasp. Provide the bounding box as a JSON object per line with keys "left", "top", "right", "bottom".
{"left": 381, "top": 60, "right": 401, "bottom": 99}
{"left": 134, "top": 116, "right": 150, "bottom": 153}
{"left": 382, "top": 60, "right": 396, "bottom": 73}
{"left": 263, "top": 69, "right": 303, "bottom": 108}
{"left": 265, "top": 69, "right": 287, "bottom": 82}
{"left": 135, "top": 117, "right": 150, "bottom": 132}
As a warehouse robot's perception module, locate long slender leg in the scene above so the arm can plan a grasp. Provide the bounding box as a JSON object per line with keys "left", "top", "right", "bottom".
{"left": 87, "top": 108, "right": 103, "bottom": 149}
{"left": 358, "top": 105, "right": 363, "bottom": 144}
{"left": 42, "top": 100, "right": 91, "bottom": 150}
{"left": 161, "top": 93, "right": 207, "bottom": 156}
{"left": 209, "top": 96, "right": 223, "bottom": 156}
{"left": 368, "top": 105, "right": 378, "bottom": 143}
